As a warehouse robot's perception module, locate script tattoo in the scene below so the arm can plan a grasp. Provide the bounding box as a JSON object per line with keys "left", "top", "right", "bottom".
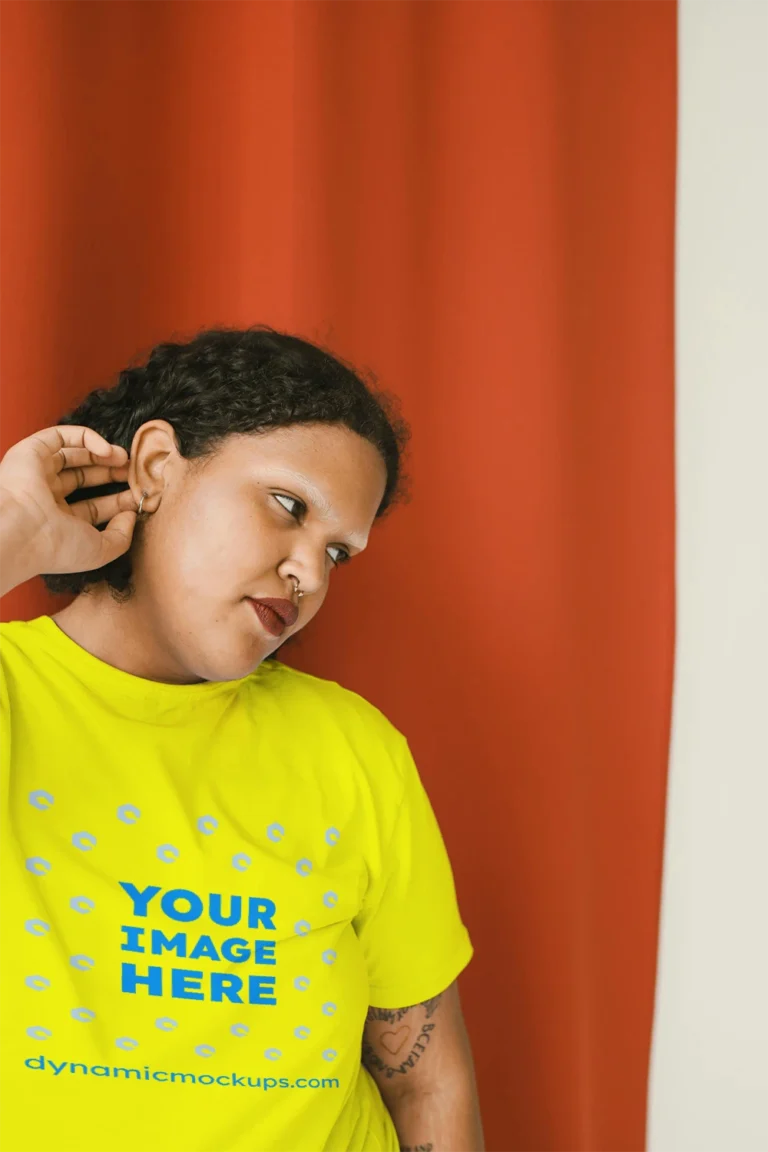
{"left": 365, "top": 992, "right": 444, "bottom": 1025}
{"left": 362, "top": 991, "right": 445, "bottom": 1079}
{"left": 400, "top": 1146, "right": 434, "bottom": 1151}
{"left": 366, "top": 1004, "right": 411, "bottom": 1025}
{"left": 417, "top": 994, "right": 443, "bottom": 1020}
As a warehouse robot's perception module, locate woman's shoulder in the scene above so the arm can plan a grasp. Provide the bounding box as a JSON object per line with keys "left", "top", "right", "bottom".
{"left": 1, "top": 616, "right": 52, "bottom": 641}
{"left": 0, "top": 618, "right": 42, "bottom": 711}
{"left": 258, "top": 659, "right": 409, "bottom": 780}
{"left": 0, "top": 617, "right": 42, "bottom": 638}
{"left": 0, "top": 616, "right": 46, "bottom": 667}
{"left": 257, "top": 657, "right": 404, "bottom": 738}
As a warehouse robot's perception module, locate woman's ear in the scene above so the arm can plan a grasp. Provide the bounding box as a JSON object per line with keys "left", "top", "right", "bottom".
{"left": 128, "top": 420, "right": 181, "bottom": 513}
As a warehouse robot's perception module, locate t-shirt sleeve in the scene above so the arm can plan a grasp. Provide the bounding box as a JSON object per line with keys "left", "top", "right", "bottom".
{"left": 352, "top": 733, "right": 474, "bottom": 1008}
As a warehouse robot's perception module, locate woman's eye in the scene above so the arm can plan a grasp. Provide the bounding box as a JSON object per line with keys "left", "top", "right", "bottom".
{"left": 274, "top": 493, "right": 304, "bottom": 519}
{"left": 328, "top": 546, "right": 352, "bottom": 567}
{"left": 271, "top": 495, "right": 350, "bottom": 566}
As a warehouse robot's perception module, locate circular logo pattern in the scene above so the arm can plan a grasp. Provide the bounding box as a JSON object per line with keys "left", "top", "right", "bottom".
{"left": 323, "top": 891, "right": 339, "bottom": 909}
{"left": 25, "top": 975, "right": 50, "bottom": 992}
{"left": 197, "top": 815, "right": 218, "bottom": 835}
{"left": 70, "top": 896, "right": 94, "bottom": 914}
{"left": 321, "top": 949, "right": 337, "bottom": 965}
{"left": 266, "top": 823, "right": 285, "bottom": 843}
{"left": 322, "top": 1002, "right": 337, "bottom": 1017}
{"left": 116, "top": 1037, "right": 138, "bottom": 1051}
{"left": 156, "top": 844, "right": 179, "bottom": 864}
{"left": 294, "top": 920, "right": 311, "bottom": 937}
{"left": 324, "top": 826, "right": 341, "bottom": 847}
{"left": 230, "top": 1023, "right": 249, "bottom": 1038}
{"left": 322, "top": 1049, "right": 337, "bottom": 1062}
{"left": 25, "top": 857, "right": 51, "bottom": 876}
{"left": 264, "top": 1048, "right": 282, "bottom": 1061}
{"left": 70, "top": 954, "right": 95, "bottom": 972}
{"left": 155, "top": 1017, "right": 177, "bottom": 1032}
{"left": 294, "top": 1026, "right": 310, "bottom": 1040}
{"left": 26, "top": 1026, "right": 51, "bottom": 1041}
{"left": 293, "top": 975, "right": 310, "bottom": 992}
{"left": 195, "top": 1045, "right": 215, "bottom": 1058}
{"left": 71, "top": 1008, "right": 96, "bottom": 1023}
{"left": 25, "top": 919, "right": 50, "bottom": 936}
{"left": 296, "top": 858, "right": 312, "bottom": 876}
{"left": 72, "top": 832, "right": 97, "bottom": 851}
{"left": 117, "top": 804, "right": 141, "bottom": 825}
{"left": 28, "top": 790, "right": 54, "bottom": 811}
{"left": 232, "top": 853, "right": 251, "bottom": 872}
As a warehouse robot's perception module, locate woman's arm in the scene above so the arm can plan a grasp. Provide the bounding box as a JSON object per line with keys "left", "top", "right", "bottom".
{"left": 0, "top": 488, "right": 41, "bottom": 596}
{"left": 362, "top": 979, "right": 485, "bottom": 1152}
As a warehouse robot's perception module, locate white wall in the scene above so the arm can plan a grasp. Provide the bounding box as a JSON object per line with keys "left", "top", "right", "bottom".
{"left": 647, "top": 3, "right": 768, "bottom": 1150}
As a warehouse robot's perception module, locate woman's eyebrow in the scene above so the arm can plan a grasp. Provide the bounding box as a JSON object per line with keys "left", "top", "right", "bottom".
{"left": 338, "top": 528, "right": 369, "bottom": 551}
{"left": 266, "top": 467, "right": 369, "bottom": 550}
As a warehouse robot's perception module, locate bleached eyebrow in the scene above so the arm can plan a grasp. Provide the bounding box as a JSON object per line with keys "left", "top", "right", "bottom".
{"left": 266, "top": 467, "right": 369, "bottom": 550}
{"left": 340, "top": 529, "right": 369, "bottom": 550}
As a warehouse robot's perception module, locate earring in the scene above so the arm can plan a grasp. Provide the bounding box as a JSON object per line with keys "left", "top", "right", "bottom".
{"left": 137, "top": 490, "right": 149, "bottom": 515}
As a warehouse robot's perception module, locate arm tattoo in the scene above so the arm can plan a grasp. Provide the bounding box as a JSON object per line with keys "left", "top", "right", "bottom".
{"left": 361, "top": 1021, "right": 436, "bottom": 1078}
{"left": 400, "top": 1145, "right": 434, "bottom": 1151}
{"left": 366, "top": 1005, "right": 411, "bottom": 1025}
{"left": 418, "top": 994, "right": 443, "bottom": 1020}
{"left": 365, "top": 992, "right": 444, "bottom": 1025}
{"left": 362, "top": 991, "right": 445, "bottom": 1079}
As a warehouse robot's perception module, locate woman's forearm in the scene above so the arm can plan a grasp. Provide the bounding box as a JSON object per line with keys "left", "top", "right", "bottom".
{"left": 385, "top": 1078, "right": 485, "bottom": 1152}
{"left": 364, "top": 981, "right": 484, "bottom": 1152}
{"left": 0, "top": 489, "right": 42, "bottom": 596}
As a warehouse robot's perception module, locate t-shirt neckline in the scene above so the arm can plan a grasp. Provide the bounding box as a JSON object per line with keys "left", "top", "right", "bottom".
{"left": 31, "top": 614, "right": 262, "bottom": 707}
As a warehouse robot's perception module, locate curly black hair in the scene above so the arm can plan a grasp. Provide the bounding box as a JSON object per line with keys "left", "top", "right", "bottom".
{"left": 41, "top": 326, "right": 411, "bottom": 657}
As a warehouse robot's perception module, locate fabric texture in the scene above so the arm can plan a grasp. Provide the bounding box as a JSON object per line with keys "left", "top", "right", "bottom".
{"left": 0, "top": 616, "right": 473, "bottom": 1152}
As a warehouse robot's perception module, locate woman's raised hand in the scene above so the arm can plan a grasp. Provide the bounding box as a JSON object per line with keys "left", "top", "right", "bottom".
{"left": 0, "top": 425, "right": 140, "bottom": 594}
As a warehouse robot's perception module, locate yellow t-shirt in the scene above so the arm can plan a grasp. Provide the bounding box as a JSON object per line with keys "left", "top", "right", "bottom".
{"left": 0, "top": 616, "right": 473, "bottom": 1152}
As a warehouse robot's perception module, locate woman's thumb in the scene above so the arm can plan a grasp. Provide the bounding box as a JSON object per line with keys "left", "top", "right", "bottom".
{"left": 97, "top": 510, "right": 138, "bottom": 567}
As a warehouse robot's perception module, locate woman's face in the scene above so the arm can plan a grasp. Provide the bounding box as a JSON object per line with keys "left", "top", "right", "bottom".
{"left": 126, "top": 420, "right": 388, "bottom": 682}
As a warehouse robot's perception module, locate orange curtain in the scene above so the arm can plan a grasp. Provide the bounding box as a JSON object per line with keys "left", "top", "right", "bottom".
{"left": 0, "top": 3, "right": 677, "bottom": 1149}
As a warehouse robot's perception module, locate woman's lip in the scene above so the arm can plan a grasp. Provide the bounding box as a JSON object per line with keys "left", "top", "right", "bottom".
{"left": 247, "top": 600, "right": 286, "bottom": 637}
{"left": 249, "top": 597, "right": 299, "bottom": 627}
{"left": 247, "top": 599, "right": 299, "bottom": 635}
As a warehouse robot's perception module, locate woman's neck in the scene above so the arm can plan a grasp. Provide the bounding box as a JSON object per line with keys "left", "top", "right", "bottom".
{"left": 51, "top": 592, "right": 207, "bottom": 685}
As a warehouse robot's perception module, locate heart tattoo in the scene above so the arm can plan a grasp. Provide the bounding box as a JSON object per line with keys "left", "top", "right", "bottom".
{"left": 380, "top": 1025, "right": 410, "bottom": 1055}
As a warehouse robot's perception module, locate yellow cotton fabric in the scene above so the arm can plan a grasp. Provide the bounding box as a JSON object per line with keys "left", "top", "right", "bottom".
{"left": 0, "top": 616, "right": 473, "bottom": 1152}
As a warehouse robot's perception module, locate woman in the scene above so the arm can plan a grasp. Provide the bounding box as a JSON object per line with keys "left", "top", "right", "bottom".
{"left": 0, "top": 327, "right": 483, "bottom": 1152}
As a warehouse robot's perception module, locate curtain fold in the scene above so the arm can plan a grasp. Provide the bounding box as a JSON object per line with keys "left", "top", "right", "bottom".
{"left": 0, "top": 3, "right": 677, "bottom": 1149}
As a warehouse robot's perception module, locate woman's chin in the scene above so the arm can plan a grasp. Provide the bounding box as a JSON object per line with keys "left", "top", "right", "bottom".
{"left": 185, "top": 635, "right": 272, "bottom": 684}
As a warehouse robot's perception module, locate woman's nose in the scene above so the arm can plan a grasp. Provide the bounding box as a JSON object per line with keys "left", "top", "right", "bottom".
{"left": 280, "top": 555, "right": 326, "bottom": 598}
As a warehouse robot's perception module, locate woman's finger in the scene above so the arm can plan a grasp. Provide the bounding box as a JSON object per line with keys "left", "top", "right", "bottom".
{"left": 28, "top": 426, "right": 128, "bottom": 467}
{"left": 50, "top": 447, "right": 107, "bottom": 474}
{"left": 52, "top": 445, "right": 131, "bottom": 476}
{"left": 56, "top": 463, "right": 130, "bottom": 498}
{"left": 67, "top": 487, "right": 140, "bottom": 526}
